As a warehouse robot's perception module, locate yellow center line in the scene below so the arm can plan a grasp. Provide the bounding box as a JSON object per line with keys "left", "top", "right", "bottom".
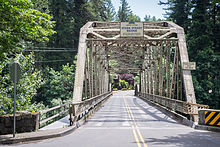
{"left": 123, "top": 95, "right": 148, "bottom": 147}
{"left": 132, "top": 126, "right": 142, "bottom": 147}
{"left": 124, "top": 97, "right": 141, "bottom": 147}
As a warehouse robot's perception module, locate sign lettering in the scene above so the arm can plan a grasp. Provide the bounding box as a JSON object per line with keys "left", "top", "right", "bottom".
{"left": 120, "top": 22, "right": 144, "bottom": 37}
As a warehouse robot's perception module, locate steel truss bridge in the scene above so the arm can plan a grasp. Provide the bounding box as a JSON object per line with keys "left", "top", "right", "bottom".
{"left": 70, "top": 21, "right": 208, "bottom": 124}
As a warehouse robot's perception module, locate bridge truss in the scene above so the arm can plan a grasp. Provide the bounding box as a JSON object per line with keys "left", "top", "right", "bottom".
{"left": 70, "top": 21, "right": 208, "bottom": 123}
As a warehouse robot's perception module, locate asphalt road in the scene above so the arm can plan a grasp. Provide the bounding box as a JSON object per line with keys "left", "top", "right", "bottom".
{"left": 6, "top": 91, "right": 220, "bottom": 147}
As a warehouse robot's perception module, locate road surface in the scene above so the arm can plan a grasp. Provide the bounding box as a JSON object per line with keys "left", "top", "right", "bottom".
{"left": 6, "top": 91, "right": 220, "bottom": 147}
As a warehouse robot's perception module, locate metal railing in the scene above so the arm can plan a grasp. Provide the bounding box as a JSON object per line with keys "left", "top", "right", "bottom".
{"left": 39, "top": 91, "right": 112, "bottom": 127}
{"left": 39, "top": 102, "right": 71, "bottom": 128}
{"left": 137, "top": 92, "right": 209, "bottom": 115}
{"left": 69, "top": 91, "right": 112, "bottom": 125}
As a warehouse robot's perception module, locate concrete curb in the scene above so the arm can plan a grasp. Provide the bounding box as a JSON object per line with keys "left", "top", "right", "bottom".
{"left": 195, "top": 124, "right": 220, "bottom": 132}
{"left": 0, "top": 125, "right": 77, "bottom": 145}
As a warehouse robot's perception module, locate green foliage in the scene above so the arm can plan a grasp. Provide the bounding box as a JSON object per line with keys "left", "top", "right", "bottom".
{"left": 117, "top": 0, "right": 131, "bottom": 21}
{"left": 128, "top": 85, "right": 134, "bottom": 90}
{"left": 159, "top": 0, "right": 191, "bottom": 33}
{"left": 134, "top": 76, "right": 140, "bottom": 85}
{"left": 161, "top": 0, "right": 220, "bottom": 109}
{"left": 144, "top": 15, "right": 158, "bottom": 21}
{"left": 187, "top": 0, "right": 220, "bottom": 109}
{"left": 0, "top": 0, "right": 55, "bottom": 60}
{"left": 0, "top": 53, "right": 45, "bottom": 115}
{"left": 121, "top": 88, "right": 127, "bottom": 91}
{"left": 117, "top": 0, "right": 141, "bottom": 22}
{"left": 113, "top": 88, "right": 118, "bottom": 91}
{"left": 119, "top": 80, "right": 128, "bottom": 89}
{"left": 128, "top": 13, "right": 141, "bottom": 22}
{"left": 33, "top": 63, "right": 75, "bottom": 107}
{"left": 91, "top": 0, "right": 116, "bottom": 21}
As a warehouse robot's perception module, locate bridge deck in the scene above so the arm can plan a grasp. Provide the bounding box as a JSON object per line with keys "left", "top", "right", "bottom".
{"left": 13, "top": 91, "right": 220, "bottom": 147}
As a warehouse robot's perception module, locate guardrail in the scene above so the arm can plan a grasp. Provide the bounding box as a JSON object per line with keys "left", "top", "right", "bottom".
{"left": 69, "top": 91, "right": 112, "bottom": 125}
{"left": 137, "top": 92, "right": 209, "bottom": 115}
{"left": 39, "top": 102, "right": 71, "bottom": 128}
{"left": 198, "top": 109, "right": 220, "bottom": 127}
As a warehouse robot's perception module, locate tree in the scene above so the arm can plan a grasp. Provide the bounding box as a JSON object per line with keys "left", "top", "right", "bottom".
{"left": 128, "top": 13, "right": 141, "bottom": 22}
{"left": 0, "top": 0, "right": 55, "bottom": 62}
{"left": 33, "top": 63, "right": 75, "bottom": 107}
{"left": 152, "top": 16, "right": 157, "bottom": 21}
{"left": 90, "top": 0, "right": 115, "bottom": 21}
{"left": 0, "top": 53, "right": 45, "bottom": 115}
{"left": 73, "top": 0, "right": 97, "bottom": 49}
{"left": 48, "top": 0, "right": 75, "bottom": 48}
{"left": 32, "top": 0, "right": 50, "bottom": 13}
{"left": 144, "top": 15, "right": 151, "bottom": 21}
{"left": 187, "top": 0, "right": 220, "bottom": 108}
{"left": 159, "top": 0, "right": 191, "bottom": 33}
{"left": 104, "top": 0, "right": 116, "bottom": 21}
{"left": 37, "top": 0, "right": 76, "bottom": 70}
{"left": 117, "top": 0, "right": 131, "bottom": 21}
{"left": 144, "top": 15, "right": 158, "bottom": 21}
{"left": 159, "top": 0, "right": 220, "bottom": 108}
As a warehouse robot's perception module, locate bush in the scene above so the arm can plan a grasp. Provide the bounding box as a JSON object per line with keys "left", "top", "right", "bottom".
{"left": 33, "top": 63, "right": 75, "bottom": 107}
{"left": 113, "top": 88, "right": 118, "bottom": 91}
{"left": 119, "top": 80, "right": 128, "bottom": 89}
{"left": 121, "top": 88, "right": 127, "bottom": 91}
{"left": 0, "top": 53, "right": 45, "bottom": 115}
{"left": 128, "top": 85, "right": 134, "bottom": 90}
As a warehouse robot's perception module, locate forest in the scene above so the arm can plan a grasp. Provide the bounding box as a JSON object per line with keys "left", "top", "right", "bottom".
{"left": 0, "top": 0, "right": 219, "bottom": 115}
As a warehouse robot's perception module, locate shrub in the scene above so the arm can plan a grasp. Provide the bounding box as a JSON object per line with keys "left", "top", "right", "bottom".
{"left": 0, "top": 53, "right": 45, "bottom": 115}
{"left": 33, "top": 63, "right": 75, "bottom": 107}
{"left": 128, "top": 85, "right": 134, "bottom": 90}
{"left": 121, "top": 88, "right": 127, "bottom": 91}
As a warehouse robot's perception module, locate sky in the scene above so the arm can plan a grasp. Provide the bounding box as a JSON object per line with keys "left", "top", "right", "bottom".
{"left": 111, "top": 0, "right": 166, "bottom": 21}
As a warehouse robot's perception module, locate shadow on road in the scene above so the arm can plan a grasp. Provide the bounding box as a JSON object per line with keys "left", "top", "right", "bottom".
{"left": 133, "top": 97, "right": 177, "bottom": 124}
{"left": 145, "top": 130, "right": 220, "bottom": 147}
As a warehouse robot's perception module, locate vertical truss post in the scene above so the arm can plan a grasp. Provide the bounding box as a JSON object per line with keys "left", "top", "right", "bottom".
{"left": 166, "top": 41, "right": 171, "bottom": 98}
{"left": 168, "top": 22, "right": 197, "bottom": 104}
{"left": 84, "top": 52, "right": 88, "bottom": 99}
{"left": 143, "top": 70, "right": 146, "bottom": 96}
{"left": 159, "top": 45, "right": 163, "bottom": 96}
{"left": 146, "top": 68, "right": 149, "bottom": 94}
{"left": 170, "top": 46, "right": 178, "bottom": 99}
{"left": 73, "top": 22, "right": 92, "bottom": 103}
{"left": 94, "top": 45, "right": 98, "bottom": 96}
{"left": 153, "top": 46, "right": 157, "bottom": 95}
{"left": 139, "top": 71, "right": 142, "bottom": 93}
{"left": 89, "top": 41, "right": 94, "bottom": 97}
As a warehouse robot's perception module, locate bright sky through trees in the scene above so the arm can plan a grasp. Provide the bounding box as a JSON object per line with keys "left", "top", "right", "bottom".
{"left": 111, "top": 0, "right": 166, "bottom": 21}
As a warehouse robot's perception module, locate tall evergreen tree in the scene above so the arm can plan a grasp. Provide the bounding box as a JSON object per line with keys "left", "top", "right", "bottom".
{"left": 187, "top": 0, "right": 220, "bottom": 108}
{"left": 74, "top": 0, "right": 96, "bottom": 49}
{"left": 117, "top": 0, "right": 131, "bottom": 21}
{"left": 128, "top": 13, "right": 141, "bottom": 22}
{"left": 144, "top": 15, "right": 151, "bottom": 21}
{"left": 48, "top": 0, "right": 75, "bottom": 48}
{"left": 159, "top": 0, "right": 191, "bottom": 33}
{"left": 104, "top": 0, "right": 116, "bottom": 21}
{"left": 37, "top": 0, "right": 76, "bottom": 70}
{"left": 90, "top": 0, "right": 115, "bottom": 21}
